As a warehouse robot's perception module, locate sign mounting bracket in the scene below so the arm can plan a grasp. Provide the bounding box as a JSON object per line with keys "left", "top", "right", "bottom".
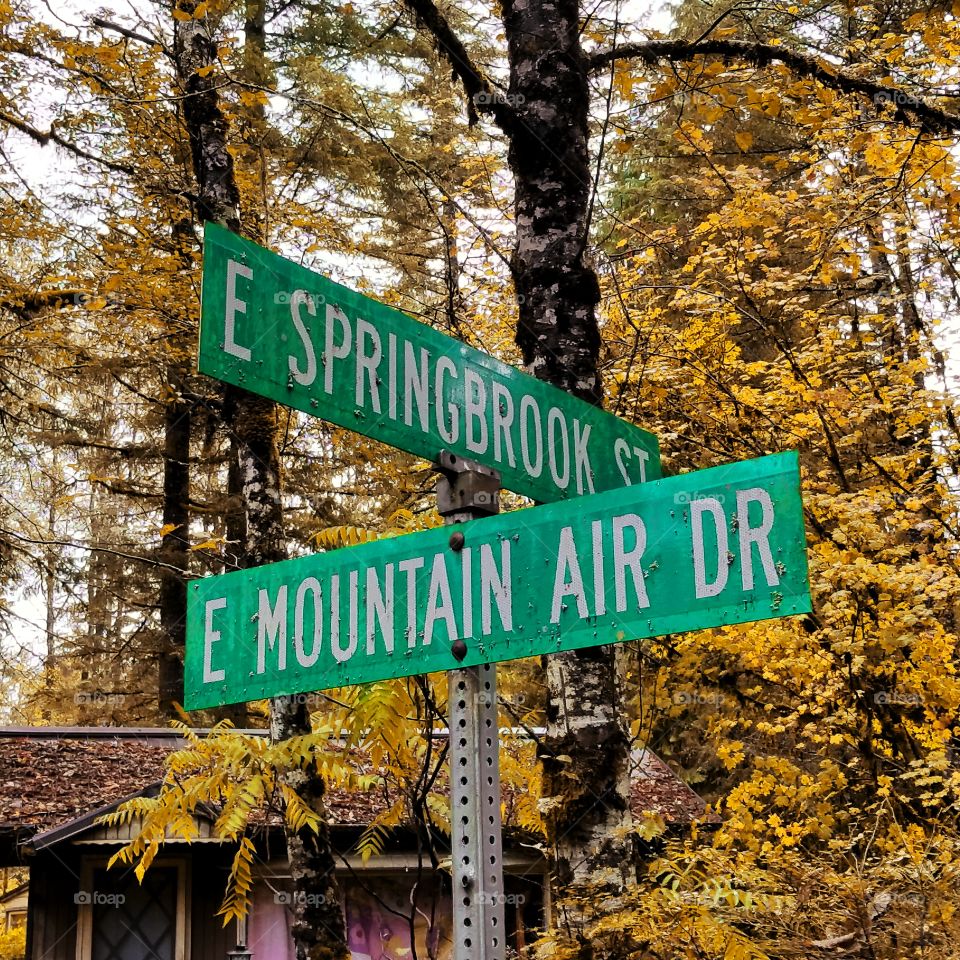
{"left": 436, "top": 452, "right": 506, "bottom": 960}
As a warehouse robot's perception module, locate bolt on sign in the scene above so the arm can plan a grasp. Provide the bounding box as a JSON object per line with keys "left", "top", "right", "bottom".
{"left": 186, "top": 451, "right": 810, "bottom": 710}
{"left": 198, "top": 222, "right": 661, "bottom": 504}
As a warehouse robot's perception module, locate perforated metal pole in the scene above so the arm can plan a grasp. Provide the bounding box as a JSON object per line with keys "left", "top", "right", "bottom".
{"left": 435, "top": 452, "right": 507, "bottom": 960}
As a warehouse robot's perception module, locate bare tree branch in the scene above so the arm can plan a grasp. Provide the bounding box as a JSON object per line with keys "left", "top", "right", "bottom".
{"left": 0, "top": 110, "right": 137, "bottom": 174}
{"left": 0, "top": 526, "right": 188, "bottom": 575}
{"left": 90, "top": 16, "right": 166, "bottom": 52}
{"left": 587, "top": 39, "right": 960, "bottom": 135}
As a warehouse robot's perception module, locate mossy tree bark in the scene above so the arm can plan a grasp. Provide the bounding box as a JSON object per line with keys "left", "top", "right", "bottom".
{"left": 173, "top": 3, "right": 348, "bottom": 956}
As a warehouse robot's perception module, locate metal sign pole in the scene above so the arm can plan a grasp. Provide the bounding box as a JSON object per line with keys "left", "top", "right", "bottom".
{"left": 435, "top": 452, "right": 507, "bottom": 960}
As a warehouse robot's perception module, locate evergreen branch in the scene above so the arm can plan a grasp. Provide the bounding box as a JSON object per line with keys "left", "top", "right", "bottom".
{"left": 587, "top": 39, "right": 960, "bottom": 135}
{"left": 0, "top": 288, "right": 89, "bottom": 318}
{"left": 399, "top": 0, "right": 512, "bottom": 128}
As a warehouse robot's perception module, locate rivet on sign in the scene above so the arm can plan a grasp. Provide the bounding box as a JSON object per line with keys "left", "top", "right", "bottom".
{"left": 449, "top": 531, "right": 466, "bottom": 552}
{"left": 451, "top": 639, "right": 468, "bottom": 662}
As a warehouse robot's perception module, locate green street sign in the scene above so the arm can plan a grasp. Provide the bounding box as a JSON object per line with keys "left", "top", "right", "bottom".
{"left": 199, "top": 222, "right": 661, "bottom": 503}
{"left": 186, "top": 451, "right": 810, "bottom": 710}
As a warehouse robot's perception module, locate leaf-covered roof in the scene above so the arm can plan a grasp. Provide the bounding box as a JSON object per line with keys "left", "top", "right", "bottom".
{"left": 0, "top": 728, "right": 708, "bottom": 844}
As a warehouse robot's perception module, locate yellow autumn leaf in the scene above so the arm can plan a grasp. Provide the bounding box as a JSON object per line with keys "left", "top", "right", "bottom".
{"left": 238, "top": 90, "right": 270, "bottom": 107}
{"left": 159, "top": 523, "right": 180, "bottom": 538}
{"left": 191, "top": 538, "right": 223, "bottom": 551}
{"left": 735, "top": 131, "right": 754, "bottom": 152}
{"left": 762, "top": 91, "right": 782, "bottom": 117}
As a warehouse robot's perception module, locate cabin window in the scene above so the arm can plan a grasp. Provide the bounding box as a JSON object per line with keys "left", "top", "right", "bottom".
{"left": 76, "top": 860, "right": 188, "bottom": 960}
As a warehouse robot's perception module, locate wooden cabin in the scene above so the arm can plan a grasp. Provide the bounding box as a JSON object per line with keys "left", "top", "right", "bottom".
{"left": 0, "top": 727, "right": 708, "bottom": 960}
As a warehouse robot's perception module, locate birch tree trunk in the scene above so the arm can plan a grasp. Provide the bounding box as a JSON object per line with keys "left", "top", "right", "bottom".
{"left": 400, "top": 0, "right": 635, "bottom": 949}
{"left": 500, "top": 1, "right": 634, "bottom": 950}
{"left": 173, "top": 4, "right": 349, "bottom": 957}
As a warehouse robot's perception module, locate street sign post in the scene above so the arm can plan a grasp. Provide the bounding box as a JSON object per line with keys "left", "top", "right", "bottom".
{"left": 186, "top": 450, "right": 810, "bottom": 711}
{"left": 434, "top": 453, "right": 508, "bottom": 960}
{"left": 199, "top": 222, "right": 661, "bottom": 503}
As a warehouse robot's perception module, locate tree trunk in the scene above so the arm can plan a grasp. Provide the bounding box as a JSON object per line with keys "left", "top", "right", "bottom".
{"left": 173, "top": 4, "right": 348, "bottom": 956}
{"left": 157, "top": 362, "right": 190, "bottom": 717}
{"left": 499, "top": 0, "right": 634, "bottom": 950}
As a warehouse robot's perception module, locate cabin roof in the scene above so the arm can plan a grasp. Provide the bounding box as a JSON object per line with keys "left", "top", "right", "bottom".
{"left": 0, "top": 727, "right": 709, "bottom": 852}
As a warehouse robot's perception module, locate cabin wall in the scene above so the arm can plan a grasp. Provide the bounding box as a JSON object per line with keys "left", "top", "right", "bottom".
{"left": 190, "top": 849, "right": 236, "bottom": 958}
{"left": 27, "top": 849, "right": 81, "bottom": 960}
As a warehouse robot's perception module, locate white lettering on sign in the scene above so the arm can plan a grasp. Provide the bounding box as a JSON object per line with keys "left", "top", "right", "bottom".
{"left": 435, "top": 356, "right": 459, "bottom": 444}
{"left": 461, "top": 547, "right": 473, "bottom": 637}
{"left": 387, "top": 333, "right": 398, "bottom": 421}
{"left": 403, "top": 343, "right": 430, "bottom": 433}
{"left": 288, "top": 291, "right": 317, "bottom": 386}
{"left": 480, "top": 541, "right": 512, "bottom": 633}
{"left": 691, "top": 498, "right": 728, "bottom": 599}
{"left": 547, "top": 407, "right": 570, "bottom": 491}
{"left": 612, "top": 513, "right": 649, "bottom": 611}
{"left": 399, "top": 556, "right": 425, "bottom": 647}
{"left": 191, "top": 463, "right": 800, "bottom": 705}
{"left": 257, "top": 585, "right": 288, "bottom": 674}
{"left": 366, "top": 564, "right": 394, "bottom": 655}
{"left": 424, "top": 553, "right": 457, "bottom": 644}
{"left": 492, "top": 382, "right": 516, "bottom": 469}
{"left": 551, "top": 526, "right": 589, "bottom": 621}
{"left": 520, "top": 395, "right": 543, "bottom": 478}
{"left": 294, "top": 577, "right": 323, "bottom": 668}
{"left": 464, "top": 368, "right": 488, "bottom": 456}
{"left": 573, "top": 420, "right": 595, "bottom": 495}
{"left": 329, "top": 573, "right": 342, "bottom": 660}
{"left": 347, "top": 570, "right": 360, "bottom": 661}
{"left": 355, "top": 317, "right": 382, "bottom": 413}
{"left": 591, "top": 520, "right": 606, "bottom": 616}
{"left": 737, "top": 488, "right": 779, "bottom": 590}
{"left": 205, "top": 230, "right": 661, "bottom": 504}
{"left": 224, "top": 260, "right": 252, "bottom": 361}
{"left": 613, "top": 439, "right": 650, "bottom": 487}
{"left": 203, "top": 597, "right": 227, "bottom": 684}
{"left": 324, "top": 305, "right": 351, "bottom": 394}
